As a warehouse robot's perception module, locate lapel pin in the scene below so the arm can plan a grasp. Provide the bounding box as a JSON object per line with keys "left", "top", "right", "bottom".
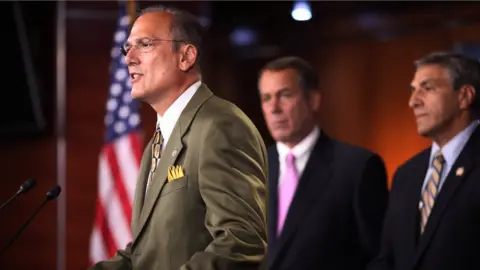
{"left": 456, "top": 167, "right": 464, "bottom": 176}
{"left": 172, "top": 149, "right": 178, "bottom": 157}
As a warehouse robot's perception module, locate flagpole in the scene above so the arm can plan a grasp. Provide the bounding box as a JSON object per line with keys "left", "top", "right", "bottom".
{"left": 126, "top": 0, "right": 136, "bottom": 25}
{"left": 55, "top": 0, "right": 67, "bottom": 269}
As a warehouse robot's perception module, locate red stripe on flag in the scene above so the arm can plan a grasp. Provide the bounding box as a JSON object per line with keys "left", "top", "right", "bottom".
{"left": 104, "top": 145, "right": 133, "bottom": 228}
{"left": 95, "top": 201, "right": 117, "bottom": 257}
{"left": 128, "top": 133, "right": 142, "bottom": 165}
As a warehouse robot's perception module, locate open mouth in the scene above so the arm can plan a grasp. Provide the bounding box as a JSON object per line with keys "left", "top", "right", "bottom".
{"left": 130, "top": 73, "right": 143, "bottom": 83}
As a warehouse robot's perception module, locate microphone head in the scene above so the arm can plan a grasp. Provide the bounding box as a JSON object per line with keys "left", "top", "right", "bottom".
{"left": 46, "top": 185, "right": 61, "bottom": 201}
{"left": 18, "top": 178, "right": 36, "bottom": 195}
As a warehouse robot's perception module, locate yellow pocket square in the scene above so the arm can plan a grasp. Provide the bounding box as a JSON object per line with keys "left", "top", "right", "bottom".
{"left": 167, "top": 165, "right": 185, "bottom": 182}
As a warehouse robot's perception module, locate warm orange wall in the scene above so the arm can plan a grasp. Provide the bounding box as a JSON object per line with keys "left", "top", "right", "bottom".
{"left": 65, "top": 3, "right": 480, "bottom": 268}
{"left": 365, "top": 31, "right": 445, "bottom": 182}
{"left": 312, "top": 26, "right": 480, "bottom": 185}
{"left": 308, "top": 4, "right": 480, "bottom": 184}
{"left": 1, "top": 2, "right": 480, "bottom": 270}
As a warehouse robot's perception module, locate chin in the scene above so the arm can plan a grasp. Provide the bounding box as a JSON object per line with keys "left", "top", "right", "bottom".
{"left": 418, "top": 129, "right": 429, "bottom": 137}
{"left": 417, "top": 126, "right": 436, "bottom": 138}
{"left": 131, "top": 88, "right": 146, "bottom": 101}
{"left": 274, "top": 133, "right": 293, "bottom": 143}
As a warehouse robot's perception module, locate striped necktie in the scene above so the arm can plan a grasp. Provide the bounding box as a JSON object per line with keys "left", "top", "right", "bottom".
{"left": 420, "top": 150, "right": 445, "bottom": 234}
{"left": 147, "top": 124, "right": 163, "bottom": 190}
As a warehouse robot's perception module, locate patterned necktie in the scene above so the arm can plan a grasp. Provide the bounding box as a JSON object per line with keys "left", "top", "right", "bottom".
{"left": 420, "top": 150, "right": 445, "bottom": 234}
{"left": 277, "top": 152, "right": 299, "bottom": 236}
{"left": 147, "top": 124, "right": 163, "bottom": 189}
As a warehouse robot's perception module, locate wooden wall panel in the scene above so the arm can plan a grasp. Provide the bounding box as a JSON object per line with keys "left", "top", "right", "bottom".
{"left": 0, "top": 1, "right": 57, "bottom": 267}
{"left": 314, "top": 41, "right": 377, "bottom": 147}
{"left": 65, "top": 13, "right": 114, "bottom": 270}
{"left": 312, "top": 23, "right": 480, "bottom": 183}
{"left": 0, "top": 138, "right": 57, "bottom": 270}
{"left": 306, "top": 0, "right": 480, "bottom": 183}
{"left": 366, "top": 30, "right": 448, "bottom": 181}
{"left": 0, "top": 2, "right": 474, "bottom": 270}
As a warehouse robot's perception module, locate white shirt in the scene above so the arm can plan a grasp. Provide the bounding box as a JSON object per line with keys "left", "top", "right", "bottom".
{"left": 156, "top": 80, "right": 202, "bottom": 149}
{"left": 145, "top": 80, "right": 201, "bottom": 191}
{"left": 421, "top": 120, "right": 480, "bottom": 194}
{"left": 276, "top": 126, "right": 320, "bottom": 185}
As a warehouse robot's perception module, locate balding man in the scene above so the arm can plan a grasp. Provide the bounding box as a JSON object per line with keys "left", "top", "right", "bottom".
{"left": 90, "top": 5, "right": 267, "bottom": 270}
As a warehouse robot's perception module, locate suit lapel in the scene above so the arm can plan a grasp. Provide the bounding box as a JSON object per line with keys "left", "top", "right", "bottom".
{"left": 270, "top": 134, "right": 333, "bottom": 266}
{"left": 132, "top": 84, "right": 213, "bottom": 246}
{"left": 267, "top": 147, "right": 279, "bottom": 265}
{"left": 403, "top": 150, "right": 430, "bottom": 258}
{"left": 131, "top": 139, "right": 153, "bottom": 233}
{"left": 413, "top": 126, "right": 480, "bottom": 266}
{"left": 132, "top": 126, "right": 184, "bottom": 244}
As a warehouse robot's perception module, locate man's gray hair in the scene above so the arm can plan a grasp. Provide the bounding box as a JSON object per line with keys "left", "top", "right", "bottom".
{"left": 139, "top": 5, "right": 205, "bottom": 67}
{"left": 414, "top": 51, "right": 480, "bottom": 117}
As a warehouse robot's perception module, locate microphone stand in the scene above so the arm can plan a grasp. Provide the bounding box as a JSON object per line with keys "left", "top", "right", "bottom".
{"left": 0, "top": 185, "right": 60, "bottom": 257}
{"left": 0, "top": 179, "right": 36, "bottom": 211}
{"left": 0, "top": 200, "right": 48, "bottom": 257}
{"left": 0, "top": 193, "right": 19, "bottom": 211}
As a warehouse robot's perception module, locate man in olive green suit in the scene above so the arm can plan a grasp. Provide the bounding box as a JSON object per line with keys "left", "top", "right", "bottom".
{"left": 89, "top": 5, "right": 268, "bottom": 270}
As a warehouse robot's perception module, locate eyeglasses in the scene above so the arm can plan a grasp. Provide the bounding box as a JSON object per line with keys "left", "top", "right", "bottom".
{"left": 121, "top": 38, "right": 186, "bottom": 56}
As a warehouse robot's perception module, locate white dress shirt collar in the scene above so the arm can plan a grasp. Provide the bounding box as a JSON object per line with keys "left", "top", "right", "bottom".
{"left": 156, "top": 80, "right": 202, "bottom": 147}
{"left": 429, "top": 120, "right": 480, "bottom": 168}
{"left": 276, "top": 125, "right": 320, "bottom": 159}
{"left": 276, "top": 126, "right": 321, "bottom": 183}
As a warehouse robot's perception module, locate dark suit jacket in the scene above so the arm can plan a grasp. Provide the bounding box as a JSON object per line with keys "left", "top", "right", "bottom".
{"left": 90, "top": 84, "right": 268, "bottom": 270}
{"left": 368, "top": 125, "right": 480, "bottom": 270}
{"left": 267, "top": 132, "right": 389, "bottom": 270}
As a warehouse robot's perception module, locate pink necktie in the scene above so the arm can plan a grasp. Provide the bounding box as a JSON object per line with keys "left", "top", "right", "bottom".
{"left": 277, "top": 152, "right": 299, "bottom": 236}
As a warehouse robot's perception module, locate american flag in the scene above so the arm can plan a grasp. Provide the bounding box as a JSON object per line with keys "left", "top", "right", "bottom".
{"left": 89, "top": 0, "right": 141, "bottom": 264}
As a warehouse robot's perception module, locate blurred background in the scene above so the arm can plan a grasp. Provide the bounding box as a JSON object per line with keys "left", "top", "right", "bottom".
{"left": 0, "top": 1, "right": 480, "bottom": 269}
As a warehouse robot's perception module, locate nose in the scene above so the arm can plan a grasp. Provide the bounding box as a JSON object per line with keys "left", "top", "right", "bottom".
{"left": 269, "top": 96, "right": 282, "bottom": 114}
{"left": 125, "top": 48, "right": 139, "bottom": 67}
{"left": 408, "top": 89, "right": 420, "bottom": 109}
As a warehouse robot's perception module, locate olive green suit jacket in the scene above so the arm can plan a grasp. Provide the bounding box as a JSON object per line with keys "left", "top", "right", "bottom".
{"left": 90, "top": 84, "right": 268, "bottom": 270}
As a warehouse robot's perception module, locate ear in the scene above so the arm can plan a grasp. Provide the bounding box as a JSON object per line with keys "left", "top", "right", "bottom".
{"left": 458, "top": 84, "right": 476, "bottom": 110}
{"left": 308, "top": 91, "right": 322, "bottom": 112}
{"left": 178, "top": 44, "right": 198, "bottom": 72}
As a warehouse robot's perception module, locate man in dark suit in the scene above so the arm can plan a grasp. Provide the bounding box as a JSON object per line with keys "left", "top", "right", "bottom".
{"left": 368, "top": 52, "right": 480, "bottom": 270}
{"left": 258, "top": 56, "right": 389, "bottom": 270}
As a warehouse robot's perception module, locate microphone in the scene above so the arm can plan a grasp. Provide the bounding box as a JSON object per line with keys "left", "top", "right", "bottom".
{"left": 0, "top": 185, "right": 61, "bottom": 257}
{"left": 0, "top": 178, "right": 36, "bottom": 211}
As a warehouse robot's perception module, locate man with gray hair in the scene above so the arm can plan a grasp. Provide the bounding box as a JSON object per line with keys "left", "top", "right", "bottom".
{"left": 90, "top": 5, "right": 268, "bottom": 270}
{"left": 368, "top": 52, "right": 480, "bottom": 270}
